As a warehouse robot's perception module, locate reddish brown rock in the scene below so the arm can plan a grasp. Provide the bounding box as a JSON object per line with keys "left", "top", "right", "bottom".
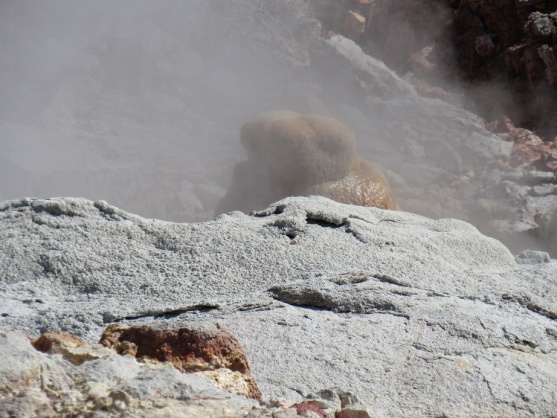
{"left": 99, "top": 322, "right": 261, "bottom": 400}
{"left": 409, "top": 44, "right": 439, "bottom": 74}
{"left": 407, "top": 75, "right": 463, "bottom": 105}
{"left": 502, "top": 117, "right": 557, "bottom": 172}
{"left": 290, "top": 401, "right": 328, "bottom": 418}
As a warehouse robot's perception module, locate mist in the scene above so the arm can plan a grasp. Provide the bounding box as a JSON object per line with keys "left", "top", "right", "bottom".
{"left": 0, "top": 0, "right": 554, "bottom": 256}
{"left": 0, "top": 0, "right": 316, "bottom": 221}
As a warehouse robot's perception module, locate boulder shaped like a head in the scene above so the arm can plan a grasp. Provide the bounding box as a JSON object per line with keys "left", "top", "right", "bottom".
{"left": 216, "top": 111, "right": 396, "bottom": 215}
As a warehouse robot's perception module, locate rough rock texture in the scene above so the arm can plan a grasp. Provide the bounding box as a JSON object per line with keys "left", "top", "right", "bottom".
{"left": 0, "top": 330, "right": 273, "bottom": 418}
{"left": 501, "top": 116, "right": 557, "bottom": 172}
{"left": 310, "top": 35, "right": 418, "bottom": 100}
{"left": 305, "top": 158, "right": 397, "bottom": 210}
{"left": 307, "top": 33, "right": 557, "bottom": 256}
{"left": 451, "top": 3, "right": 557, "bottom": 128}
{"left": 217, "top": 110, "right": 396, "bottom": 215}
{"left": 2, "top": 3, "right": 557, "bottom": 415}
{"left": 311, "top": 0, "right": 454, "bottom": 84}
{"left": 475, "top": 165, "right": 557, "bottom": 255}
{"left": 1, "top": 196, "right": 556, "bottom": 417}
{"left": 100, "top": 321, "right": 262, "bottom": 400}
{"left": 291, "top": 402, "right": 328, "bottom": 418}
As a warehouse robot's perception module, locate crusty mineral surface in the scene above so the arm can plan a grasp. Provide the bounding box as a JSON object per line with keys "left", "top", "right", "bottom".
{"left": 33, "top": 330, "right": 114, "bottom": 365}
{"left": 0, "top": 196, "right": 556, "bottom": 417}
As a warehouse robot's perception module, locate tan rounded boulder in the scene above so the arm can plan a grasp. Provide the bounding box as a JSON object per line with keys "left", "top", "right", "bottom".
{"left": 216, "top": 111, "right": 396, "bottom": 215}
{"left": 240, "top": 111, "right": 357, "bottom": 194}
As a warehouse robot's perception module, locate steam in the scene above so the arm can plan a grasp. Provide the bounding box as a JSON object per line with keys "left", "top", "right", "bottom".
{"left": 0, "top": 1, "right": 302, "bottom": 219}
{"left": 0, "top": 1, "right": 551, "bottom": 255}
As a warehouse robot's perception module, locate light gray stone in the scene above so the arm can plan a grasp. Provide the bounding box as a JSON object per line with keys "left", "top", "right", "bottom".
{"left": 1, "top": 196, "right": 556, "bottom": 417}
{"left": 0, "top": 332, "right": 69, "bottom": 395}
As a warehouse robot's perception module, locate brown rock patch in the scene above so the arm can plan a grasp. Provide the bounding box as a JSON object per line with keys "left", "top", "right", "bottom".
{"left": 99, "top": 322, "right": 261, "bottom": 400}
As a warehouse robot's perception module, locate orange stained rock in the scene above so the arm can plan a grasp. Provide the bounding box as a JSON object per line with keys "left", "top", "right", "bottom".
{"left": 305, "top": 159, "right": 397, "bottom": 210}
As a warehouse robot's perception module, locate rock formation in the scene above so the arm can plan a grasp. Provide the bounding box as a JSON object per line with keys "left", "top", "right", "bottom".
{"left": 306, "top": 158, "right": 397, "bottom": 210}
{"left": 313, "top": 0, "right": 557, "bottom": 131}
{"left": 216, "top": 111, "right": 397, "bottom": 215}
{"left": 2, "top": 1, "right": 555, "bottom": 254}
{"left": 0, "top": 329, "right": 271, "bottom": 417}
{"left": 1, "top": 196, "right": 556, "bottom": 416}
{"left": 1, "top": 2, "right": 557, "bottom": 415}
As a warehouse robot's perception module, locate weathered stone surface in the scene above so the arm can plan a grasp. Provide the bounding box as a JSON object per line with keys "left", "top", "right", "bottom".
{"left": 0, "top": 389, "right": 55, "bottom": 418}
{"left": 0, "top": 332, "right": 68, "bottom": 396}
{"left": 2, "top": 0, "right": 554, "bottom": 256}
{"left": 0, "top": 329, "right": 274, "bottom": 417}
{"left": 197, "top": 368, "right": 259, "bottom": 400}
{"left": 1, "top": 196, "right": 556, "bottom": 416}
{"left": 516, "top": 249, "right": 552, "bottom": 264}
{"left": 99, "top": 321, "right": 262, "bottom": 399}
{"left": 3, "top": 1, "right": 555, "bottom": 414}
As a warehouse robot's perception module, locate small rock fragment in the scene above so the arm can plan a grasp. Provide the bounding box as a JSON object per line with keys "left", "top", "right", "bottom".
{"left": 516, "top": 250, "right": 551, "bottom": 264}
{"left": 337, "top": 406, "right": 374, "bottom": 418}
{"left": 290, "top": 401, "right": 328, "bottom": 418}
{"left": 33, "top": 330, "right": 115, "bottom": 365}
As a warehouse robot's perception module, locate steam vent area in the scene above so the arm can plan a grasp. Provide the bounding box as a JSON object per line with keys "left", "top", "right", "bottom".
{"left": 1, "top": 1, "right": 557, "bottom": 417}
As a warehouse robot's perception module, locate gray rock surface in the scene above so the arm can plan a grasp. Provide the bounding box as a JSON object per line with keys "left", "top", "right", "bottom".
{"left": 1, "top": 196, "right": 556, "bottom": 417}
{"left": 310, "top": 35, "right": 417, "bottom": 100}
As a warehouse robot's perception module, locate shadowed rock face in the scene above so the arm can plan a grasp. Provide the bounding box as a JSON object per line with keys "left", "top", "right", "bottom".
{"left": 216, "top": 111, "right": 396, "bottom": 214}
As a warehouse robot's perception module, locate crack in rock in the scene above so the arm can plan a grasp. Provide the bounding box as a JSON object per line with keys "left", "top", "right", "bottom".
{"left": 103, "top": 304, "right": 220, "bottom": 323}
{"left": 268, "top": 281, "right": 409, "bottom": 318}
{"left": 502, "top": 294, "right": 557, "bottom": 322}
